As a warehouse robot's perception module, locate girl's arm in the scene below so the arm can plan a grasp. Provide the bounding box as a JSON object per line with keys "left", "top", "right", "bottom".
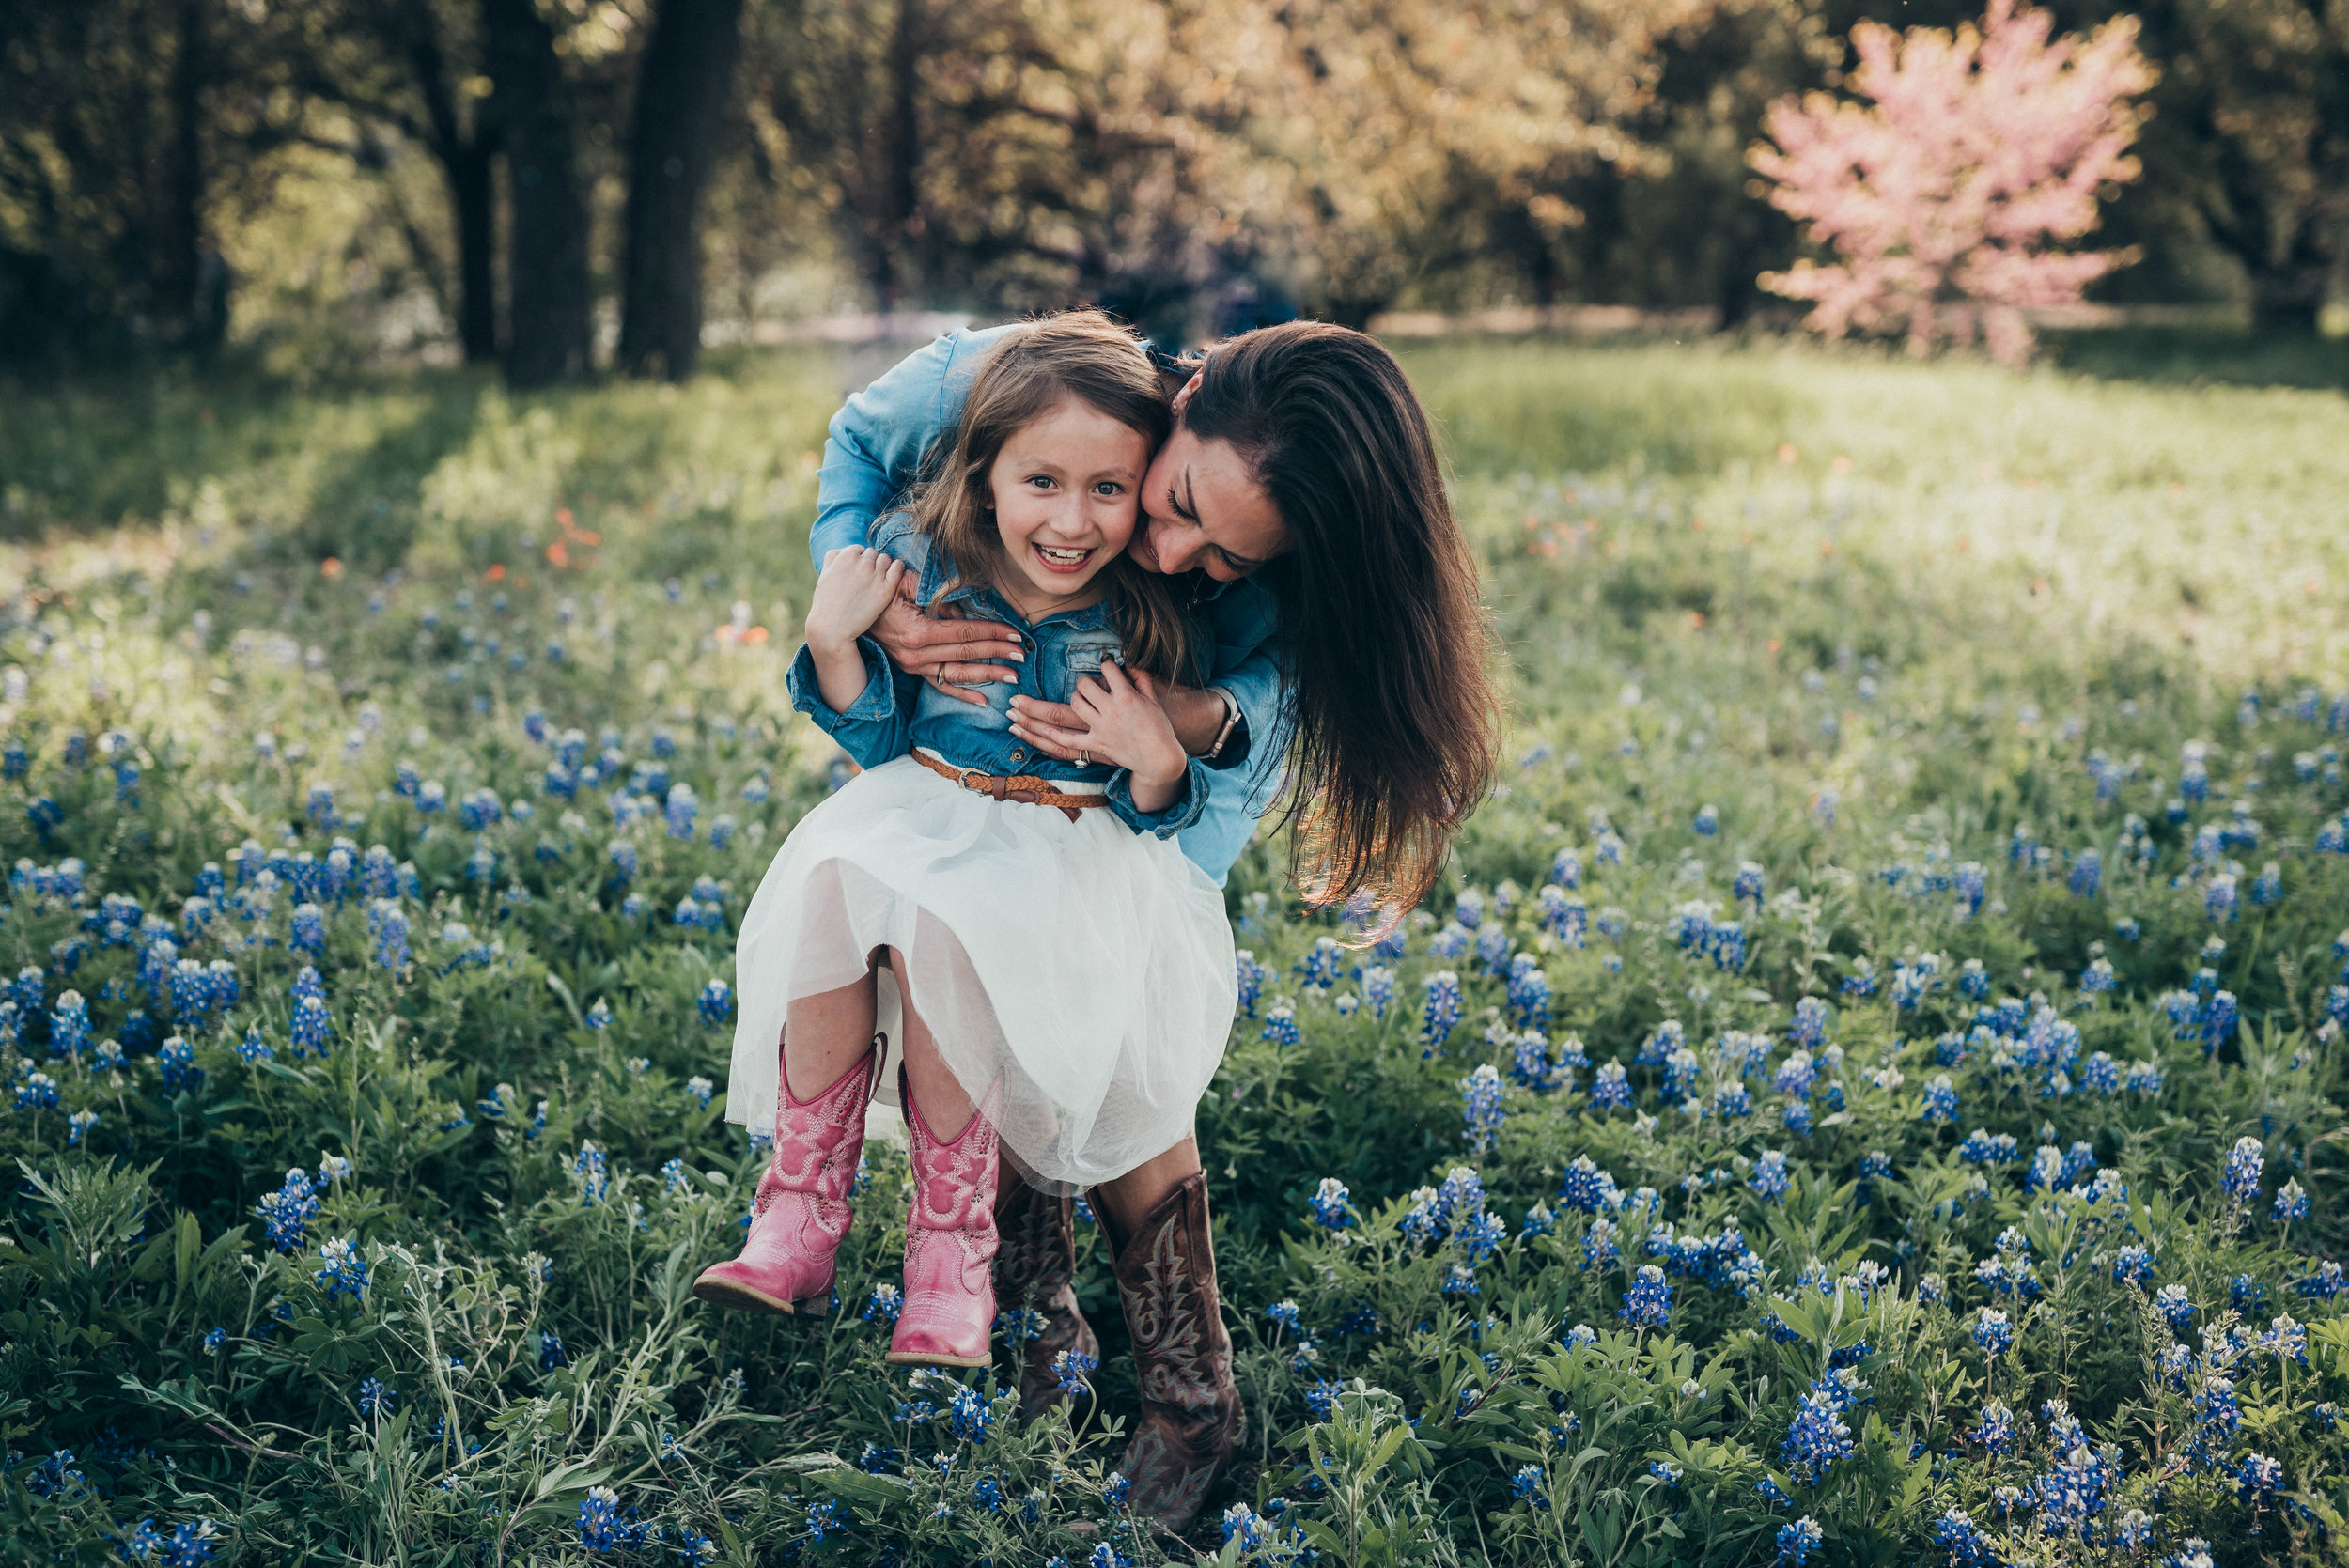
{"left": 786, "top": 550, "right": 920, "bottom": 768}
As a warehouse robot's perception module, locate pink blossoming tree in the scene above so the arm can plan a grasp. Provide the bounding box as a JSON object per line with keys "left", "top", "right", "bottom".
{"left": 1750, "top": 0, "right": 2155, "bottom": 365}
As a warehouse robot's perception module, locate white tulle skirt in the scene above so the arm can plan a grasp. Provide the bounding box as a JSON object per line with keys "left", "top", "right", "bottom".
{"left": 723, "top": 754, "right": 1237, "bottom": 1192}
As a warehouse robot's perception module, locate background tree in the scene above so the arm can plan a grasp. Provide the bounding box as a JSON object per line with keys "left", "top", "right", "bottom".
{"left": 1752, "top": 0, "right": 2155, "bottom": 364}
{"left": 617, "top": 0, "right": 748, "bottom": 380}
{"left": 482, "top": 0, "right": 593, "bottom": 386}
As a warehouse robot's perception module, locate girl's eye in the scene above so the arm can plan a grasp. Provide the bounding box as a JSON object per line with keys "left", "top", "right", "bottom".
{"left": 1025, "top": 474, "right": 1056, "bottom": 490}
{"left": 1093, "top": 482, "right": 1125, "bottom": 498}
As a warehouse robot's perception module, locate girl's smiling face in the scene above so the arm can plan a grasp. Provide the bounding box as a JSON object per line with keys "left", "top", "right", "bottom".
{"left": 986, "top": 397, "right": 1153, "bottom": 616}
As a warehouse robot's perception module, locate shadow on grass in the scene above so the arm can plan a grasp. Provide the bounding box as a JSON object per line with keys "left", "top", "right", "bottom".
{"left": 0, "top": 361, "right": 499, "bottom": 556}
{"left": 2039, "top": 325, "right": 2349, "bottom": 392}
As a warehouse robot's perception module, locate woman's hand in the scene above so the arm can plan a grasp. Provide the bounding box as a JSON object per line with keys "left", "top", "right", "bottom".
{"left": 805, "top": 548, "right": 909, "bottom": 713}
{"left": 1009, "top": 678, "right": 1222, "bottom": 761}
{"left": 870, "top": 591, "right": 1024, "bottom": 708}
{"left": 1066, "top": 663, "right": 1188, "bottom": 814}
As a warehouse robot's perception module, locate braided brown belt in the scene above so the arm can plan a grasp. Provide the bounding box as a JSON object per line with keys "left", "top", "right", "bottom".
{"left": 913, "top": 748, "right": 1110, "bottom": 815}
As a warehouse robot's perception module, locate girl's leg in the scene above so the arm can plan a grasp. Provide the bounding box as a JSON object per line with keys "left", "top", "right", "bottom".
{"left": 785, "top": 965, "right": 880, "bottom": 1099}
{"left": 881, "top": 943, "right": 998, "bottom": 1368}
{"left": 885, "top": 946, "right": 975, "bottom": 1137}
{"left": 691, "top": 960, "right": 882, "bottom": 1316}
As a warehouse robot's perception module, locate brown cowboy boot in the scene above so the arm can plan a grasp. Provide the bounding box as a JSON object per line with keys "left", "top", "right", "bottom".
{"left": 1101, "top": 1172, "right": 1244, "bottom": 1533}
{"left": 992, "top": 1167, "right": 1099, "bottom": 1423}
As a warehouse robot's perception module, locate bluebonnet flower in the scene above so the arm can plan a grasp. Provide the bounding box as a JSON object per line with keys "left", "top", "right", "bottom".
{"left": 1935, "top": 1508, "right": 1995, "bottom": 1566}
{"left": 1621, "top": 1265, "right": 1672, "bottom": 1327}
{"left": 1775, "top": 1517, "right": 1822, "bottom": 1566}
{"left": 1789, "top": 997, "right": 1830, "bottom": 1049}
{"left": 2224, "top": 1136, "right": 2263, "bottom": 1207}
{"left": 664, "top": 784, "right": 697, "bottom": 840}
{"left": 1587, "top": 1061, "right": 1632, "bottom": 1110}
{"left": 2114, "top": 1245, "right": 2155, "bottom": 1287}
{"left": 1750, "top": 1150, "right": 1791, "bottom": 1202}
{"left": 49, "top": 989, "right": 89, "bottom": 1057}
{"left": 357, "top": 1377, "right": 393, "bottom": 1417}
{"left": 1421, "top": 971, "right": 1462, "bottom": 1054}
{"left": 1581, "top": 1217, "right": 1621, "bottom": 1270}
{"left": 1261, "top": 1001, "right": 1299, "bottom": 1046}
{"left": 283, "top": 988, "right": 334, "bottom": 1058}
{"left": 15, "top": 1070, "right": 60, "bottom": 1109}
{"left": 863, "top": 1283, "right": 903, "bottom": 1325}
{"left": 316, "top": 1237, "right": 369, "bottom": 1302}
{"left": 1461, "top": 1064, "right": 1504, "bottom": 1155}
{"left": 1912, "top": 1073, "right": 1960, "bottom": 1126}
{"left": 1506, "top": 953, "right": 1552, "bottom": 1028}
{"left": 573, "top": 1141, "right": 609, "bottom": 1205}
{"left": 1780, "top": 1387, "right": 1854, "bottom": 1483}
{"left": 537, "top": 1331, "right": 568, "bottom": 1371}
{"left": 1973, "top": 1309, "right": 2015, "bottom": 1358}
{"left": 1308, "top": 1177, "right": 1353, "bottom": 1230}
{"left": 1692, "top": 803, "right": 1719, "bottom": 836}
{"left": 2068, "top": 849, "right": 2101, "bottom": 898}
{"left": 579, "top": 1486, "right": 622, "bottom": 1551}
{"left": 157, "top": 1035, "right": 201, "bottom": 1094}
{"left": 2154, "top": 1283, "right": 2193, "bottom": 1329}
{"left": 2207, "top": 873, "right": 2238, "bottom": 921}
{"left": 2275, "top": 1179, "right": 2310, "bottom": 1221}
{"left": 696, "top": 978, "right": 733, "bottom": 1027}
{"left": 1298, "top": 937, "right": 1342, "bottom": 991}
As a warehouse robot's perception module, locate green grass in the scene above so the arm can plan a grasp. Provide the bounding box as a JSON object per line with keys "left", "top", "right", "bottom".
{"left": 0, "top": 336, "right": 2345, "bottom": 1566}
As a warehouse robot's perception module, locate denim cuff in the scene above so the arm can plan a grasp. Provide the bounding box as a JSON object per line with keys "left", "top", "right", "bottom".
{"left": 786, "top": 638, "right": 898, "bottom": 729}
{"left": 1107, "top": 755, "right": 1212, "bottom": 838}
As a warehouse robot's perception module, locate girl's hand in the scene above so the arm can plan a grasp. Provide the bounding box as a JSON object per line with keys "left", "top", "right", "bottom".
{"left": 1068, "top": 663, "right": 1188, "bottom": 814}
{"left": 806, "top": 548, "right": 909, "bottom": 714}
{"left": 806, "top": 547, "right": 909, "bottom": 655}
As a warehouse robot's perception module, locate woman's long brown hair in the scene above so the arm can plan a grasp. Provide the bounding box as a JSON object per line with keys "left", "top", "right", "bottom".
{"left": 902, "top": 313, "right": 1195, "bottom": 682}
{"left": 1183, "top": 321, "right": 1502, "bottom": 919}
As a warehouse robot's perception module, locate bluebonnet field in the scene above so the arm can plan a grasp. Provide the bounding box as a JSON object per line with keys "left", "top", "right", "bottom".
{"left": 2, "top": 339, "right": 2347, "bottom": 1567}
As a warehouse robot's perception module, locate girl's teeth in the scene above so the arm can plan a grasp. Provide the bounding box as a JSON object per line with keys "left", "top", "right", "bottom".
{"left": 1039, "top": 547, "right": 1089, "bottom": 564}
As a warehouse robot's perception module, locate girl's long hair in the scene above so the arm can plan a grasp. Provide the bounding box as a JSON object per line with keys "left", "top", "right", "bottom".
{"left": 904, "top": 312, "right": 1194, "bottom": 682}
{"left": 1183, "top": 320, "right": 1502, "bottom": 918}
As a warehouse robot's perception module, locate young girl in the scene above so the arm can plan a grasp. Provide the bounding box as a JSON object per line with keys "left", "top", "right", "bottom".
{"left": 693, "top": 316, "right": 1237, "bottom": 1374}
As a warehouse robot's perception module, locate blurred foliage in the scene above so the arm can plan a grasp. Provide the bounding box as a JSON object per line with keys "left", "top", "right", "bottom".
{"left": 2, "top": 0, "right": 2341, "bottom": 371}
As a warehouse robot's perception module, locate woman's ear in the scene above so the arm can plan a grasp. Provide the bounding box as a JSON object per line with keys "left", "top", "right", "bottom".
{"left": 1170, "top": 371, "right": 1205, "bottom": 420}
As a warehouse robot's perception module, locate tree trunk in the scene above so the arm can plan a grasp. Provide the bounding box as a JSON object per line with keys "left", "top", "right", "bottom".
{"left": 447, "top": 139, "right": 500, "bottom": 363}
{"left": 615, "top": 0, "right": 746, "bottom": 380}
{"left": 484, "top": 0, "right": 593, "bottom": 387}
{"left": 158, "top": 0, "right": 206, "bottom": 341}
{"left": 404, "top": 4, "right": 502, "bottom": 365}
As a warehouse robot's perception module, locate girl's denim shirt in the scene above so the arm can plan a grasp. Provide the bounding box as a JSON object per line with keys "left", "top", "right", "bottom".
{"left": 786, "top": 514, "right": 1213, "bottom": 840}
{"left": 810, "top": 325, "right": 1287, "bottom": 882}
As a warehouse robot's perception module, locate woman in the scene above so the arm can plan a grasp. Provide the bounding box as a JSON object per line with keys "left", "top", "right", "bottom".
{"left": 801, "top": 318, "right": 1500, "bottom": 1529}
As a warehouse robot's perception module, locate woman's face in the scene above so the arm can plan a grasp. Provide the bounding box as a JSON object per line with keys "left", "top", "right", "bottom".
{"left": 1128, "top": 376, "right": 1288, "bottom": 582}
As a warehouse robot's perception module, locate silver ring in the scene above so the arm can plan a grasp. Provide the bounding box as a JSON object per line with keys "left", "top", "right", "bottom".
{"left": 1077, "top": 751, "right": 1090, "bottom": 768}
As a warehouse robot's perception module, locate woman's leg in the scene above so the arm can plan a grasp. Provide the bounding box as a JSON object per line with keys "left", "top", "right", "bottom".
{"left": 1088, "top": 1133, "right": 1240, "bottom": 1533}
{"left": 1089, "top": 1134, "right": 1202, "bottom": 1237}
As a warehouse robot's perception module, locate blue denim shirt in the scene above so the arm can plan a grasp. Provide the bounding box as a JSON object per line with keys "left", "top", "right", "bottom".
{"left": 813, "top": 325, "right": 1289, "bottom": 884}
{"left": 786, "top": 516, "right": 1215, "bottom": 839}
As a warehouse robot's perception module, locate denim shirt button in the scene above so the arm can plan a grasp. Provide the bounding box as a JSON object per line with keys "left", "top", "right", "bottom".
{"left": 1009, "top": 748, "right": 1026, "bottom": 764}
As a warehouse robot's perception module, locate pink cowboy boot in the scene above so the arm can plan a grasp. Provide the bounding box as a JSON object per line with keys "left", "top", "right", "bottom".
{"left": 691, "top": 1037, "right": 879, "bottom": 1315}
{"left": 886, "top": 1067, "right": 1001, "bottom": 1367}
